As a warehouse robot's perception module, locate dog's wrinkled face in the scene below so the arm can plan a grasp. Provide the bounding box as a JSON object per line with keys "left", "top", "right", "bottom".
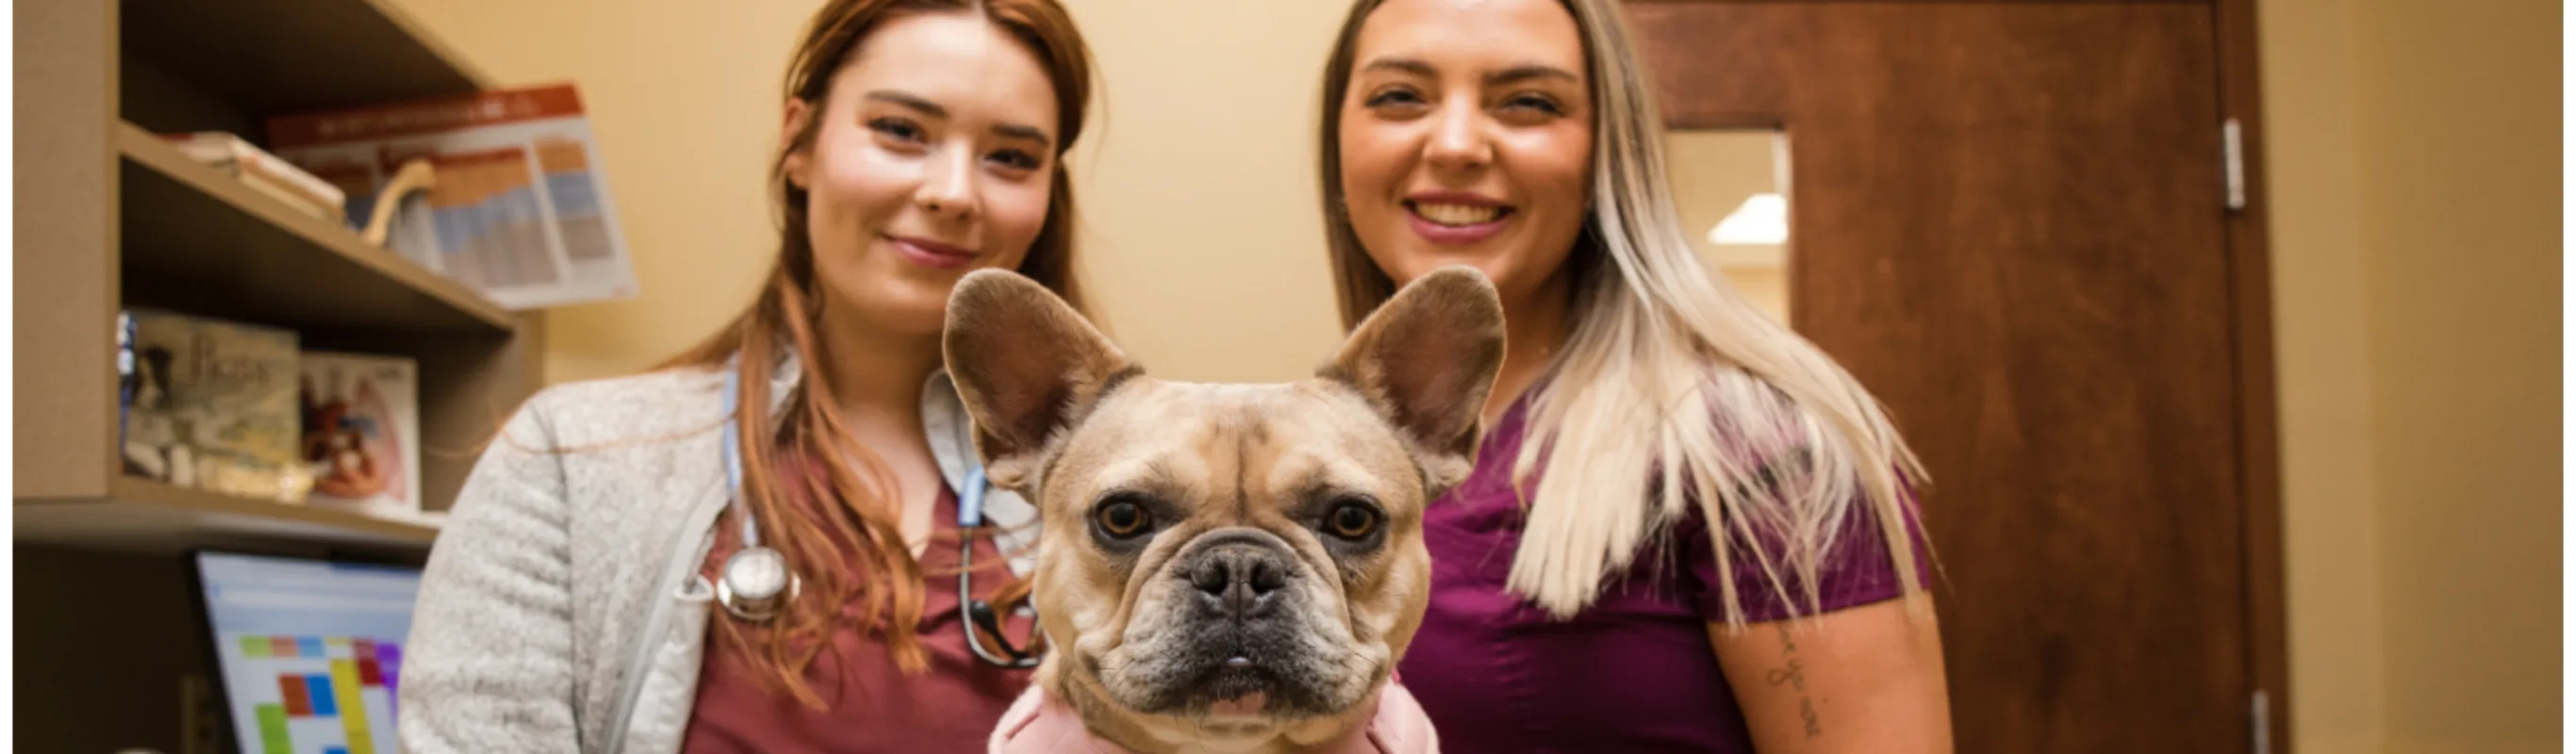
{"left": 945, "top": 267, "right": 1504, "bottom": 750}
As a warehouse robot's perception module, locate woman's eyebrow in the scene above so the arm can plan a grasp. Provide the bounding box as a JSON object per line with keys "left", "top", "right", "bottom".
{"left": 866, "top": 90, "right": 947, "bottom": 118}
{"left": 993, "top": 123, "right": 1052, "bottom": 148}
{"left": 1358, "top": 57, "right": 1579, "bottom": 86}
{"left": 1359, "top": 57, "right": 1438, "bottom": 77}
{"left": 867, "top": 90, "right": 1052, "bottom": 147}
{"left": 1485, "top": 63, "right": 1578, "bottom": 87}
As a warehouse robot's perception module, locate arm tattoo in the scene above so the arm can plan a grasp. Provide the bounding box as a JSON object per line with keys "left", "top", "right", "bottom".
{"left": 1764, "top": 623, "right": 1824, "bottom": 739}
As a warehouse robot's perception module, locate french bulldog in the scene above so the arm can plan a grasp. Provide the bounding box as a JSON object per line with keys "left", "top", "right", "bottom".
{"left": 944, "top": 267, "right": 1506, "bottom": 753}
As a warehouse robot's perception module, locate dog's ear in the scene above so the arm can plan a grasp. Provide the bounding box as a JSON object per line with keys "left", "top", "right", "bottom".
{"left": 943, "top": 269, "right": 1136, "bottom": 490}
{"left": 1323, "top": 266, "right": 1508, "bottom": 489}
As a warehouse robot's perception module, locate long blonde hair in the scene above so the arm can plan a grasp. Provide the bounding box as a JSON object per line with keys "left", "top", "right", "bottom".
{"left": 1316, "top": 0, "right": 1928, "bottom": 624}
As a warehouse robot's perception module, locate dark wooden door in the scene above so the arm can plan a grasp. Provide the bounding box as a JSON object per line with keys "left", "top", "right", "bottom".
{"left": 1629, "top": 3, "right": 2264, "bottom": 752}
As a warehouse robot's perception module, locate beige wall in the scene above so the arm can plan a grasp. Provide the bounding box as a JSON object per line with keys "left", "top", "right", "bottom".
{"left": 2262, "top": 0, "right": 2561, "bottom": 751}
{"left": 2258, "top": 0, "right": 2388, "bottom": 749}
{"left": 1052, "top": 1, "right": 1355, "bottom": 381}
{"left": 382, "top": 0, "right": 2560, "bottom": 750}
{"left": 2344, "top": 0, "right": 2561, "bottom": 750}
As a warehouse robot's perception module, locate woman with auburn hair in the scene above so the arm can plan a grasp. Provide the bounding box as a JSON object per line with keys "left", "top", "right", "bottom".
{"left": 399, "top": 1, "right": 1095, "bottom": 750}
{"left": 1315, "top": 0, "right": 1955, "bottom": 751}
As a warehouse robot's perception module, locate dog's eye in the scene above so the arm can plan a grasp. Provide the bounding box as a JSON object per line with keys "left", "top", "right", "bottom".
{"left": 1324, "top": 501, "right": 1380, "bottom": 540}
{"left": 1096, "top": 500, "right": 1152, "bottom": 538}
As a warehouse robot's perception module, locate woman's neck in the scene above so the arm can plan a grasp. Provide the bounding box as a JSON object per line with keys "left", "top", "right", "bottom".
{"left": 810, "top": 305, "right": 947, "bottom": 554}
{"left": 1484, "top": 270, "right": 1574, "bottom": 428}
{"left": 815, "top": 308, "right": 939, "bottom": 428}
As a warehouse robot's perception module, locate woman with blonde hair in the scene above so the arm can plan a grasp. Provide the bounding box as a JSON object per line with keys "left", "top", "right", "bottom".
{"left": 398, "top": 0, "right": 1094, "bottom": 750}
{"left": 1316, "top": 0, "right": 1954, "bottom": 750}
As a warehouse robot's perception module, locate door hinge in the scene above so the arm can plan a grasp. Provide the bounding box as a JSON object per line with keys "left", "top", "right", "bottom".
{"left": 2250, "top": 689, "right": 2272, "bottom": 754}
{"left": 2223, "top": 119, "right": 2248, "bottom": 212}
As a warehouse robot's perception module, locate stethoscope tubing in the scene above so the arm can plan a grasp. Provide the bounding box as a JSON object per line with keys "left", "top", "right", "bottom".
{"left": 718, "top": 357, "right": 1038, "bottom": 667}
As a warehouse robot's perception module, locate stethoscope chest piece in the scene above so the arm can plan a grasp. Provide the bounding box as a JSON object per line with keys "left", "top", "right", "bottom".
{"left": 718, "top": 544, "right": 800, "bottom": 622}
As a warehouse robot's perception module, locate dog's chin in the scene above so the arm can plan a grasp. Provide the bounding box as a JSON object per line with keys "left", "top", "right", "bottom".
{"left": 1102, "top": 635, "right": 1379, "bottom": 725}
{"left": 1170, "top": 662, "right": 1307, "bottom": 721}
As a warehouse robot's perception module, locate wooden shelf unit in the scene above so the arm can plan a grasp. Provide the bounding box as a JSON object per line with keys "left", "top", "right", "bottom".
{"left": 16, "top": 0, "right": 542, "bottom": 558}
{"left": 17, "top": 1, "right": 548, "bottom": 750}
{"left": 118, "top": 121, "right": 518, "bottom": 333}
{"left": 19, "top": 477, "right": 441, "bottom": 553}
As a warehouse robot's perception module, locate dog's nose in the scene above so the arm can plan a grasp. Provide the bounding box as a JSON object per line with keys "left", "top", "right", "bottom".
{"left": 1189, "top": 546, "right": 1289, "bottom": 618}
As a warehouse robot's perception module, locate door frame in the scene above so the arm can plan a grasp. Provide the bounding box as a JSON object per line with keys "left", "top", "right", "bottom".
{"left": 2214, "top": 0, "right": 2290, "bottom": 750}
{"left": 1633, "top": 0, "right": 2292, "bottom": 749}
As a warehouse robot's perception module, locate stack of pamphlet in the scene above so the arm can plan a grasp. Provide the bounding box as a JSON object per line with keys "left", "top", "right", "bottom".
{"left": 162, "top": 132, "right": 350, "bottom": 224}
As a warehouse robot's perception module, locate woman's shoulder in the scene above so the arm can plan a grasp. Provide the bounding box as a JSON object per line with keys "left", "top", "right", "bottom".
{"left": 504, "top": 365, "right": 728, "bottom": 450}
{"left": 532, "top": 364, "right": 724, "bottom": 411}
{"left": 468, "top": 366, "right": 732, "bottom": 529}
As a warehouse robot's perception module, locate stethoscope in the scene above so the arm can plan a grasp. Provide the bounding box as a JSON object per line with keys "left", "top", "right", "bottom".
{"left": 714, "top": 359, "right": 1041, "bottom": 668}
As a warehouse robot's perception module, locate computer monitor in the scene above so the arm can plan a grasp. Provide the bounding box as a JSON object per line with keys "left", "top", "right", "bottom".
{"left": 187, "top": 550, "right": 421, "bottom": 754}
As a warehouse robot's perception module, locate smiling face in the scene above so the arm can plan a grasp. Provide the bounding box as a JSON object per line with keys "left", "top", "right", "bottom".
{"left": 785, "top": 10, "right": 1063, "bottom": 336}
{"left": 1334, "top": 0, "right": 1595, "bottom": 307}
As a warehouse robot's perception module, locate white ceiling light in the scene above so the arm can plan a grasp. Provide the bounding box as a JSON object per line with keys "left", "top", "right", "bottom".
{"left": 1706, "top": 192, "right": 1788, "bottom": 246}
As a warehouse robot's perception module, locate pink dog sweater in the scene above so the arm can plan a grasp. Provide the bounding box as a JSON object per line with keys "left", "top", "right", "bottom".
{"left": 988, "top": 681, "right": 1439, "bottom": 753}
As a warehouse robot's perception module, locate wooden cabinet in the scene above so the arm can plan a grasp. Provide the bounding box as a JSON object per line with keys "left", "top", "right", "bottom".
{"left": 16, "top": 0, "right": 541, "bottom": 557}
{"left": 16, "top": 0, "right": 536, "bottom": 749}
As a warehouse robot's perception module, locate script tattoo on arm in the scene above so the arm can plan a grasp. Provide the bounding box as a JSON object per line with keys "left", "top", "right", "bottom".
{"left": 1765, "top": 623, "right": 1824, "bottom": 739}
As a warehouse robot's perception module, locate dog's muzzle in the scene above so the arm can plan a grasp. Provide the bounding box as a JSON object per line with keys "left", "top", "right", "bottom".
{"left": 1108, "top": 526, "right": 1359, "bottom": 717}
